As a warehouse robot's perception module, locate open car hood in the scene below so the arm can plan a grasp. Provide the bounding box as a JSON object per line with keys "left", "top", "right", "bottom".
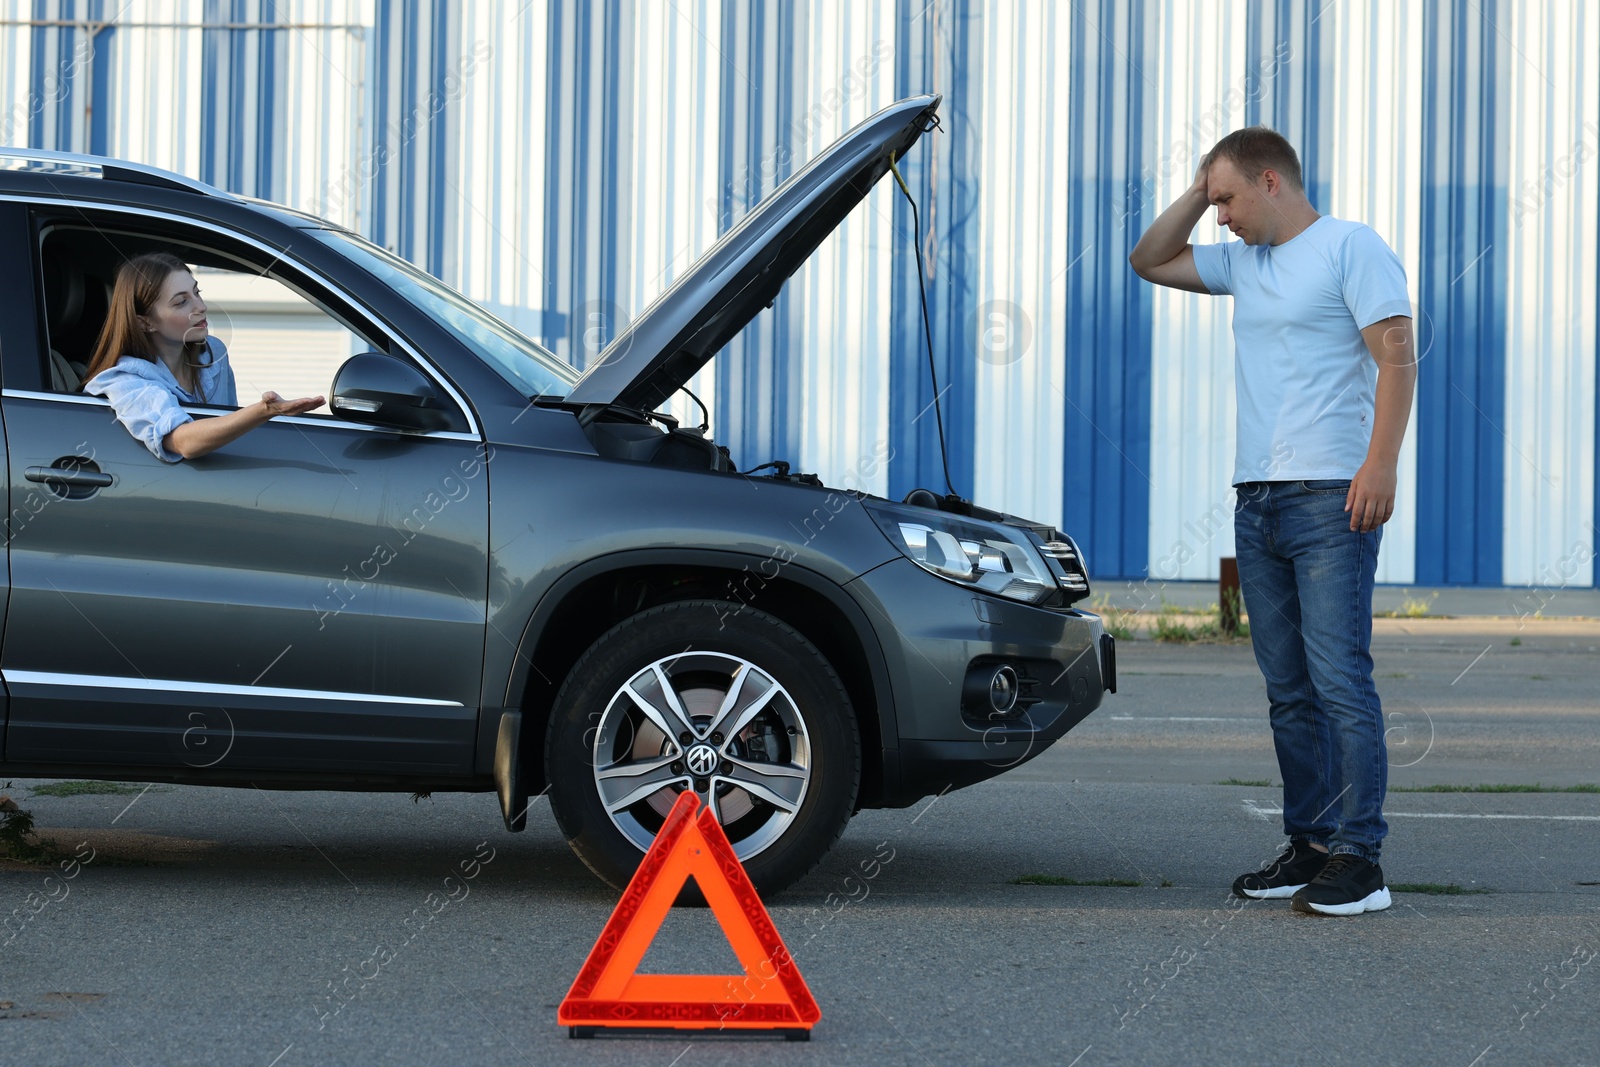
{"left": 564, "top": 94, "right": 941, "bottom": 411}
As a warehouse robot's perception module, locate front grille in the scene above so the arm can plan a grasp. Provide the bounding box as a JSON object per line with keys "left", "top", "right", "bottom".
{"left": 1039, "top": 537, "right": 1090, "bottom": 599}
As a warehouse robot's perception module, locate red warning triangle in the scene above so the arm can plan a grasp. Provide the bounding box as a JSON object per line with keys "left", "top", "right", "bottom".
{"left": 558, "top": 790, "right": 821, "bottom": 1035}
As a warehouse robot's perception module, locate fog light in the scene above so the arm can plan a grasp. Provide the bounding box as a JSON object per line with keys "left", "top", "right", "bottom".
{"left": 961, "top": 659, "right": 1040, "bottom": 721}
{"left": 988, "top": 665, "right": 1019, "bottom": 714}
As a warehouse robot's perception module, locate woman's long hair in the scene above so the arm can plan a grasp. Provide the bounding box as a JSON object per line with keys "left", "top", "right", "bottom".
{"left": 82, "top": 252, "right": 215, "bottom": 400}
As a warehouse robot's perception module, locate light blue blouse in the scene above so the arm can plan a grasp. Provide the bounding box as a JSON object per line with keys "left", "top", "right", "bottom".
{"left": 84, "top": 338, "right": 239, "bottom": 463}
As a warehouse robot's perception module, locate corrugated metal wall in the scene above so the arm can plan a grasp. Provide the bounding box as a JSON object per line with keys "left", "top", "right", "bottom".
{"left": 794, "top": 0, "right": 896, "bottom": 492}
{"left": 1502, "top": 0, "right": 1598, "bottom": 589}
{"left": 1061, "top": 0, "right": 1154, "bottom": 580}
{"left": 970, "top": 0, "right": 1068, "bottom": 527}
{"left": 3, "top": 0, "right": 1595, "bottom": 588}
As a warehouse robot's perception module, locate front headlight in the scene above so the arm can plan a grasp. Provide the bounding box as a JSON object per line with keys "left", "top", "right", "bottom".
{"left": 865, "top": 502, "right": 1057, "bottom": 605}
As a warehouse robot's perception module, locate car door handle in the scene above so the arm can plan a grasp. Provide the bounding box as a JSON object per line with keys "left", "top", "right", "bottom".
{"left": 25, "top": 464, "right": 113, "bottom": 488}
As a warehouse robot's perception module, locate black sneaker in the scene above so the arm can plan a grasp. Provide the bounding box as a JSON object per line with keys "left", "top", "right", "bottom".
{"left": 1231, "top": 840, "right": 1329, "bottom": 899}
{"left": 1290, "top": 854, "right": 1392, "bottom": 916}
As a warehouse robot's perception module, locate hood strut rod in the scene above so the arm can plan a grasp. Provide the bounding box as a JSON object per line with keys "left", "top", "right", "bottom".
{"left": 890, "top": 155, "right": 960, "bottom": 503}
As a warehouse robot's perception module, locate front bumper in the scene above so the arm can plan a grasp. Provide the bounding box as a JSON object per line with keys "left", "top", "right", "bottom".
{"left": 847, "top": 558, "right": 1113, "bottom": 805}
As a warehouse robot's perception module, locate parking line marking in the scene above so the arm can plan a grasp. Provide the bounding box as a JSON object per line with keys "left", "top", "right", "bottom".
{"left": 1109, "top": 715, "right": 1254, "bottom": 722}
{"left": 1243, "top": 800, "right": 1600, "bottom": 822}
{"left": 1379, "top": 812, "right": 1600, "bottom": 822}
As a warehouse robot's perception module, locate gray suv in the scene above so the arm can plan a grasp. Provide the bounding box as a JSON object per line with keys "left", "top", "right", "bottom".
{"left": 0, "top": 95, "right": 1112, "bottom": 893}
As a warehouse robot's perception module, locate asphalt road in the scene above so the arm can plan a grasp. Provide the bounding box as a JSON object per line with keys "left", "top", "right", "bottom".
{"left": 1020, "top": 615, "right": 1600, "bottom": 788}
{"left": 2, "top": 617, "right": 1596, "bottom": 1067}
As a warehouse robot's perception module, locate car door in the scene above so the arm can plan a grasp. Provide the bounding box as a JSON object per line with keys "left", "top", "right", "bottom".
{"left": 0, "top": 202, "right": 488, "bottom": 776}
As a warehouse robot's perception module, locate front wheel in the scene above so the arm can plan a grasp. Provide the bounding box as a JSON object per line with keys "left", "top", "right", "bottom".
{"left": 545, "top": 600, "right": 860, "bottom": 895}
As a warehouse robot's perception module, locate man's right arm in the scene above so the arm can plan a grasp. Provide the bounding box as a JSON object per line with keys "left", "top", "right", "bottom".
{"left": 1128, "top": 167, "right": 1212, "bottom": 294}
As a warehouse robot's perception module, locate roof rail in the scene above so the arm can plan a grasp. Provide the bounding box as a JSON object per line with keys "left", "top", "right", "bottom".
{"left": 0, "top": 147, "right": 237, "bottom": 199}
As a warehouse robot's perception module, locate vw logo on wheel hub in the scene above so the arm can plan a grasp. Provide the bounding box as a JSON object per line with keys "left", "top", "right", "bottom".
{"left": 685, "top": 743, "right": 719, "bottom": 777}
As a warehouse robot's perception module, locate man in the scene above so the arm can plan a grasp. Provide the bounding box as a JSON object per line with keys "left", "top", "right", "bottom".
{"left": 1129, "top": 128, "right": 1416, "bottom": 916}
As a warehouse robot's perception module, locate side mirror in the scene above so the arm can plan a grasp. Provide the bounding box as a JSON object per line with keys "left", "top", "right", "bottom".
{"left": 330, "top": 352, "right": 462, "bottom": 433}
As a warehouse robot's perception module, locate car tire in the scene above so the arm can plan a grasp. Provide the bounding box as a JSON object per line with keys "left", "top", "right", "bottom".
{"left": 545, "top": 600, "right": 860, "bottom": 897}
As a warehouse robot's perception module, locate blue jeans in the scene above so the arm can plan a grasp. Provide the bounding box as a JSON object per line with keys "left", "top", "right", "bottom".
{"left": 1234, "top": 480, "right": 1387, "bottom": 861}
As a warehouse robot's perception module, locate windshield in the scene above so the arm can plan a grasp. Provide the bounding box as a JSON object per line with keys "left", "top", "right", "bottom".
{"left": 311, "top": 228, "right": 575, "bottom": 398}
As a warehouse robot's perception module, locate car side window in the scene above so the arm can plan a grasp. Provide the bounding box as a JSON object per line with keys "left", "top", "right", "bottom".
{"left": 38, "top": 223, "right": 384, "bottom": 411}
{"left": 191, "top": 266, "right": 368, "bottom": 409}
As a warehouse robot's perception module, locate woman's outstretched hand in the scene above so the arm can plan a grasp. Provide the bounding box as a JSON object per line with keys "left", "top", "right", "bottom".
{"left": 166, "top": 391, "right": 326, "bottom": 459}
{"left": 262, "top": 391, "right": 326, "bottom": 417}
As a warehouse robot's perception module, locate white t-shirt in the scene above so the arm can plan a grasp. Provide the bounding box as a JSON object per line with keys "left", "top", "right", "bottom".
{"left": 1191, "top": 216, "right": 1412, "bottom": 486}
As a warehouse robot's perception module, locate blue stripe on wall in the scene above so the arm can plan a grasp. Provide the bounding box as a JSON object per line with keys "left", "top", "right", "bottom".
{"left": 398, "top": 0, "right": 419, "bottom": 263}
{"left": 599, "top": 0, "right": 633, "bottom": 365}
{"left": 369, "top": 0, "right": 421, "bottom": 262}
{"left": 1245, "top": 0, "right": 1327, "bottom": 210}
{"left": 29, "top": 0, "right": 88, "bottom": 151}
{"left": 87, "top": 0, "right": 112, "bottom": 156}
{"left": 56, "top": 1, "right": 79, "bottom": 150}
{"left": 1061, "top": 0, "right": 1152, "bottom": 579}
{"left": 537, "top": 1, "right": 632, "bottom": 367}
{"left": 198, "top": 0, "right": 282, "bottom": 198}
{"left": 888, "top": 0, "right": 979, "bottom": 503}
{"left": 229, "top": 3, "right": 246, "bottom": 183}
{"left": 27, "top": 1, "right": 46, "bottom": 147}
{"left": 199, "top": 3, "right": 218, "bottom": 180}
{"left": 539, "top": 0, "right": 564, "bottom": 345}
{"left": 369, "top": 0, "right": 393, "bottom": 250}
{"left": 714, "top": 0, "right": 806, "bottom": 470}
{"left": 425, "top": 0, "right": 454, "bottom": 279}
{"left": 1416, "top": 0, "right": 1507, "bottom": 584}
{"left": 542, "top": 0, "right": 594, "bottom": 363}
{"left": 364, "top": 0, "right": 461, "bottom": 278}
{"left": 258, "top": 1, "right": 279, "bottom": 201}
{"left": 233, "top": 3, "right": 246, "bottom": 186}
{"left": 226, "top": 1, "right": 247, "bottom": 190}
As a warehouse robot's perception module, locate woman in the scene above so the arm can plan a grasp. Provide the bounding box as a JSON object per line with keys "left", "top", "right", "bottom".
{"left": 81, "top": 252, "right": 324, "bottom": 461}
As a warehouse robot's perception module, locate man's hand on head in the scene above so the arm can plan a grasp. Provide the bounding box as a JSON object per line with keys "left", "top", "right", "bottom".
{"left": 1190, "top": 153, "right": 1212, "bottom": 198}
{"left": 1128, "top": 151, "right": 1214, "bottom": 293}
{"left": 1345, "top": 460, "right": 1396, "bottom": 532}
